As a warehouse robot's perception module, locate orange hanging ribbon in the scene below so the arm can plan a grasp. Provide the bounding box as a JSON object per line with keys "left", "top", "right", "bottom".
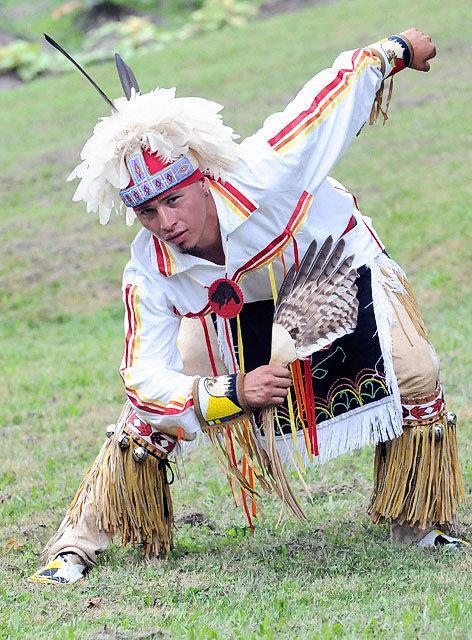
{"left": 241, "top": 454, "right": 254, "bottom": 532}
{"left": 290, "top": 360, "right": 312, "bottom": 459}
{"left": 280, "top": 251, "right": 287, "bottom": 278}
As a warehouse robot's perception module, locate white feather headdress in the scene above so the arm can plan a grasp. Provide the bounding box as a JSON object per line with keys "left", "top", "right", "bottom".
{"left": 68, "top": 88, "right": 241, "bottom": 225}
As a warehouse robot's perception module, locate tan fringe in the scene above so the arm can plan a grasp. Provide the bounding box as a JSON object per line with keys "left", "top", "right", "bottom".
{"left": 393, "top": 274, "right": 429, "bottom": 341}
{"left": 368, "top": 413, "right": 465, "bottom": 530}
{"left": 202, "top": 414, "right": 306, "bottom": 520}
{"left": 204, "top": 426, "right": 255, "bottom": 501}
{"left": 262, "top": 406, "right": 306, "bottom": 520}
{"left": 42, "top": 403, "right": 174, "bottom": 561}
{"left": 379, "top": 264, "right": 428, "bottom": 341}
{"left": 369, "top": 77, "right": 394, "bottom": 126}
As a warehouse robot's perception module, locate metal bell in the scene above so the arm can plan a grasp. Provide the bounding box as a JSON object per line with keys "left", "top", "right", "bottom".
{"left": 132, "top": 446, "right": 148, "bottom": 462}
{"left": 446, "top": 411, "right": 457, "bottom": 428}
{"left": 106, "top": 424, "right": 116, "bottom": 438}
{"left": 117, "top": 433, "right": 130, "bottom": 450}
{"left": 433, "top": 425, "right": 443, "bottom": 441}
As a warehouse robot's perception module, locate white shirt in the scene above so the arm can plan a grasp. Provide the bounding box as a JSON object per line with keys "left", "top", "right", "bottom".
{"left": 120, "top": 43, "right": 393, "bottom": 434}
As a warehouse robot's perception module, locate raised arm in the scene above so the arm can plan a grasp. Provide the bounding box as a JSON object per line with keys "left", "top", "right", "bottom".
{"left": 245, "top": 29, "right": 436, "bottom": 193}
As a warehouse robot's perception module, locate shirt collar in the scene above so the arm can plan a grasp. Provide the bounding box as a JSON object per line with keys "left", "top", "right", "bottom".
{"left": 150, "top": 179, "right": 258, "bottom": 277}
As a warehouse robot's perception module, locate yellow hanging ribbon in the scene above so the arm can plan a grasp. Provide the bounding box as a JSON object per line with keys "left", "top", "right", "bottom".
{"left": 268, "top": 262, "right": 305, "bottom": 471}
{"left": 267, "top": 261, "right": 278, "bottom": 303}
{"left": 236, "top": 314, "right": 245, "bottom": 373}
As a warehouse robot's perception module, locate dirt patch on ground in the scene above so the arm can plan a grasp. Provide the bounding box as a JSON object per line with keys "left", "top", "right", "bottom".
{"left": 1, "top": 209, "right": 131, "bottom": 317}
{"left": 90, "top": 626, "right": 168, "bottom": 640}
{"left": 176, "top": 509, "right": 216, "bottom": 529}
{"left": 259, "top": 0, "right": 333, "bottom": 18}
{"left": 0, "top": 30, "right": 24, "bottom": 90}
{"left": 307, "top": 477, "right": 368, "bottom": 497}
{"left": 0, "top": 72, "right": 22, "bottom": 90}
{"left": 1, "top": 141, "right": 131, "bottom": 316}
{"left": 0, "top": 30, "right": 18, "bottom": 47}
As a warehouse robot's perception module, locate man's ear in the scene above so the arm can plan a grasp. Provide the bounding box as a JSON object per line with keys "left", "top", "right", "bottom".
{"left": 201, "top": 176, "right": 211, "bottom": 196}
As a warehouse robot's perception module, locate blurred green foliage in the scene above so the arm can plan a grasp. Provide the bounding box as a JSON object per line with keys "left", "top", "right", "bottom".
{"left": 0, "top": 40, "right": 42, "bottom": 79}
{"left": 0, "top": 0, "right": 261, "bottom": 82}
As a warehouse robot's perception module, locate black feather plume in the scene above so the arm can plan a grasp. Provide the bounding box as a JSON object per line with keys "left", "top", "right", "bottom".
{"left": 44, "top": 34, "right": 116, "bottom": 112}
{"left": 115, "top": 53, "right": 140, "bottom": 100}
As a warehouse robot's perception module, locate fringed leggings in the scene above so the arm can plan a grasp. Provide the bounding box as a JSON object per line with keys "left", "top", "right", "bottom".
{"left": 369, "top": 280, "right": 464, "bottom": 531}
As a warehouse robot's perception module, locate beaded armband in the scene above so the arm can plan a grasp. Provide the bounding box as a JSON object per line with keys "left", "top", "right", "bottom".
{"left": 193, "top": 373, "right": 250, "bottom": 428}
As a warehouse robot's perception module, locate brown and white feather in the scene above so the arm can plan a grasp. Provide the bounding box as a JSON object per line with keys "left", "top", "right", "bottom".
{"left": 273, "top": 236, "right": 359, "bottom": 360}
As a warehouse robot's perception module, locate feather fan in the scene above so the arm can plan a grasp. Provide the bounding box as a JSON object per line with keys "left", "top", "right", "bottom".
{"left": 271, "top": 236, "right": 359, "bottom": 364}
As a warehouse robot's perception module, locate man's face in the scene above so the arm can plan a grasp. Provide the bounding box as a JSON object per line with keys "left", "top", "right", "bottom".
{"left": 134, "top": 178, "right": 212, "bottom": 254}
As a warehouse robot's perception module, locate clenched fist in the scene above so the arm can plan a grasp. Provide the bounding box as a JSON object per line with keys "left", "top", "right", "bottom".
{"left": 243, "top": 365, "right": 292, "bottom": 408}
{"left": 400, "top": 28, "right": 437, "bottom": 71}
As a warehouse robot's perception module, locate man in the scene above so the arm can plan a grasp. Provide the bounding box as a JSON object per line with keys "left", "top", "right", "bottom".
{"left": 29, "top": 28, "right": 465, "bottom": 586}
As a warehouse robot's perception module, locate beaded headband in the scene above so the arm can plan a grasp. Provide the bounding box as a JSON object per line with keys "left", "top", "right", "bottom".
{"left": 119, "top": 153, "right": 200, "bottom": 208}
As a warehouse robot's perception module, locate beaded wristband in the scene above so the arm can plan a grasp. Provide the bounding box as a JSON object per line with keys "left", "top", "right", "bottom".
{"left": 383, "top": 35, "right": 413, "bottom": 76}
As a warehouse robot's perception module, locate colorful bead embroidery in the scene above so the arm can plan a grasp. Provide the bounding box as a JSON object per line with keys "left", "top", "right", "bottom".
{"left": 124, "top": 412, "right": 177, "bottom": 458}
{"left": 194, "top": 374, "right": 246, "bottom": 427}
{"left": 383, "top": 35, "right": 412, "bottom": 77}
{"left": 208, "top": 278, "right": 244, "bottom": 319}
{"left": 402, "top": 385, "right": 445, "bottom": 423}
{"left": 120, "top": 154, "right": 197, "bottom": 208}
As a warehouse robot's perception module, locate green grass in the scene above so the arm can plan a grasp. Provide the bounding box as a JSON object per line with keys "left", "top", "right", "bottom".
{"left": 0, "top": 0, "right": 471, "bottom": 638}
